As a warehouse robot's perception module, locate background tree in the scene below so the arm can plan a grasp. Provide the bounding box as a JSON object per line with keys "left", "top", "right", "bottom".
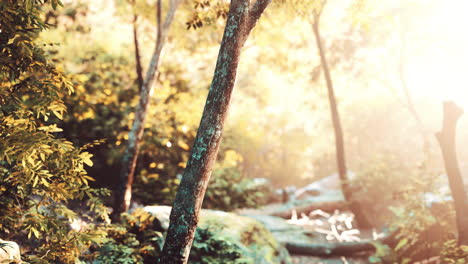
{"left": 160, "top": 0, "right": 271, "bottom": 263}
{"left": 436, "top": 102, "right": 468, "bottom": 245}
{"left": 308, "top": 0, "right": 371, "bottom": 227}
{"left": 114, "top": 0, "right": 182, "bottom": 219}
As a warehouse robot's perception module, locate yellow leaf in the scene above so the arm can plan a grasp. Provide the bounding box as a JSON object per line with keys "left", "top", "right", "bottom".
{"left": 41, "top": 178, "right": 49, "bottom": 187}
{"left": 32, "top": 176, "right": 38, "bottom": 187}
{"left": 80, "top": 152, "right": 93, "bottom": 166}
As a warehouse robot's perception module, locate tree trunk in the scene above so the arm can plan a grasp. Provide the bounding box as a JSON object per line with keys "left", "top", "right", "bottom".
{"left": 435, "top": 101, "right": 468, "bottom": 245}
{"left": 311, "top": 16, "right": 371, "bottom": 228}
{"left": 113, "top": 0, "right": 181, "bottom": 220}
{"left": 159, "top": 1, "right": 270, "bottom": 263}
{"left": 132, "top": 2, "right": 144, "bottom": 90}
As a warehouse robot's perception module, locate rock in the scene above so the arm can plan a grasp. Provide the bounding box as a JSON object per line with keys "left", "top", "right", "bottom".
{"left": 245, "top": 215, "right": 317, "bottom": 245}
{"left": 144, "top": 205, "right": 293, "bottom": 264}
{"left": 294, "top": 172, "right": 356, "bottom": 202}
{"left": 0, "top": 239, "right": 22, "bottom": 263}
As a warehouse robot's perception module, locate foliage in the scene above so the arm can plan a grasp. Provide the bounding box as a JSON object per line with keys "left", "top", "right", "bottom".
{"left": 90, "top": 209, "right": 163, "bottom": 264}
{"left": 50, "top": 34, "right": 266, "bottom": 209}
{"left": 367, "top": 242, "right": 396, "bottom": 264}
{"left": 91, "top": 209, "right": 252, "bottom": 264}
{"left": 185, "top": 0, "right": 228, "bottom": 30}
{"left": 204, "top": 150, "right": 269, "bottom": 211}
{"left": 440, "top": 239, "right": 468, "bottom": 264}
{"left": 189, "top": 220, "right": 248, "bottom": 264}
{"left": 51, "top": 45, "right": 196, "bottom": 205}
{"left": 386, "top": 181, "right": 455, "bottom": 262}
{"left": 0, "top": 1, "right": 109, "bottom": 262}
{"left": 353, "top": 155, "right": 458, "bottom": 262}
{"left": 351, "top": 155, "right": 415, "bottom": 225}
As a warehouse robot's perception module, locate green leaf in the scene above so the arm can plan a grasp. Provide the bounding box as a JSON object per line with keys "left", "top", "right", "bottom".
{"left": 368, "top": 256, "right": 381, "bottom": 263}
{"left": 395, "top": 238, "right": 408, "bottom": 251}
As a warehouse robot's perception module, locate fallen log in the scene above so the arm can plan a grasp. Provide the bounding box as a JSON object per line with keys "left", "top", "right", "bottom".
{"left": 284, "top": 230, "right": 397, "bottom": 257}
{"left": 271, "top": 200, "right": 349, "bottom": 219}
{"left": 285, "top": 240, "right": 375, "bottom": 257}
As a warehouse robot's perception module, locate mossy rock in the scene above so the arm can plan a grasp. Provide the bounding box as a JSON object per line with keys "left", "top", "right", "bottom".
{"left": 144, "top": 206, "right": 292, "bottom": 264}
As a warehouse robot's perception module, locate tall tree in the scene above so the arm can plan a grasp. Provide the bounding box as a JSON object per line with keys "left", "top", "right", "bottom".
{"left": 310, "top": 0, "right": 371, "bottom": 228}
{"left": 436, "top": 101, "right": 468, "bottom": 245}
{"left": 159, "top": 0, "right": 271, "bottom": 263}
{"left": 113, "top": 0, "right": 182, "bottom": 219}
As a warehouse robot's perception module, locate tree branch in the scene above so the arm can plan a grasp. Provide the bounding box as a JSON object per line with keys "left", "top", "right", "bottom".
{"left": 131, "top": 0, "right": 143, "bottom": 89}
{"left": 246, "top": 0, "right": 271, "bottom": 33}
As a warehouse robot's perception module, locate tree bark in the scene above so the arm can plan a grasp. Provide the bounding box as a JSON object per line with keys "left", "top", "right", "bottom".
{"left": 311, "top": 8, "right": 371, "bottom": 228}
{"left": 113, "top": 0, "right": 181, "bottom": 220}
{"left": 435, "top": 101, "right": 468, "bottom": 245}
{"left": 159, "top": 1, "right": 270, "bottom": 263}
{"left": 132, "top": 3, "right": 144, "bottom": 90}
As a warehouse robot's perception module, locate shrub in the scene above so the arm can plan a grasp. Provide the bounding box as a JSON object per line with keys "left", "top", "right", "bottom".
{"left": 92, "top": 209, "right": 248, "bottom": 264}
{"left": 0, "top": 1, "right": 109, "bottom": 262}
{"left": 204, "top": 150, "right": 269, "bottom": 211}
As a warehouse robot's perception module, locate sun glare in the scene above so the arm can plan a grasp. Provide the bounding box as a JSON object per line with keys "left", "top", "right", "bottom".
{"left": 405, "top": 0, "right": 468, "bottom": 108}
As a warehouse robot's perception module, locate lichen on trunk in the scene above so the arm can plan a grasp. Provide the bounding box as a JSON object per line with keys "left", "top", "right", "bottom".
{"left": 159, "top": 1, "right": 271, "bottom": 263}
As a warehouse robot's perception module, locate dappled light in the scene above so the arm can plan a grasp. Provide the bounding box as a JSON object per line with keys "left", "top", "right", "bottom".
{"left": 1, "top": 0, "right": 468, "bottom": 263}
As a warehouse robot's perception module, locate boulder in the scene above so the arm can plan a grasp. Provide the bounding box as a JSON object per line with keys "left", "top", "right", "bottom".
{"left": 144, "top": 205, "right": 292, "bottom": 264}
{"left": 245, "top": 215, "right": 317, "bottom": 245}
{"left": 294, "top": 172, "right": 356, "bottom": 202}
{"left": 0, "top": 239, "right": 21, "bottom": 263}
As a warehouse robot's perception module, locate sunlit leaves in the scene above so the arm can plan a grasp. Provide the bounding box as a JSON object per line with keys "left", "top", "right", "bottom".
{"left": 80, "top": 152, "right": 94, "bottom": 167}
{"left": 0, "top": 0, "right": 109, "bottom": 262}
{"left": 186, "top": 0, "right": 228, "bottom": 30}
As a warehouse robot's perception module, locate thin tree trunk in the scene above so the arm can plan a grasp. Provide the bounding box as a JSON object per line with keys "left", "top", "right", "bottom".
{"left": 311, "top": 11, "right": 371, "bottom": 228}
{"left": 113, "top": 0, "right": 181, "bottom": 219}
{"left": 159, "top": 1, "right": 270, "bottom": 263}
{"left": 435, "top": 101, "right": 468, "bottom": 245}
{"left": 132, "top": 1, "right": 144, "bottom": 90}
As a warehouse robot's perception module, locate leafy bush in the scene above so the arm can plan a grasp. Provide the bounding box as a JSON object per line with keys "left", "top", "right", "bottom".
{"left": 441, "top": 239, "right": 468, "bottom": 264}
{"left": 91, "top": 209, "right": 250, "bottom": 264}
{"left": 91, "top": 209, "right": 163, "bottom": 264}
{"left": 204, "top": 150, "right": 269, "bottom": 211}
{"left": 351, "top": 155, "right": 416, "bottom": 225}
{"left": 0, "top": 1, "right": 109, "bottom": 262}
{"left": 52, "top": 46, "right": 200, "bottom": 205}
{"left": 189, "top": 220, "right": 248, "bottom": 264}
{"left": 354, "top": 156, "right": 458, "bottom": 262}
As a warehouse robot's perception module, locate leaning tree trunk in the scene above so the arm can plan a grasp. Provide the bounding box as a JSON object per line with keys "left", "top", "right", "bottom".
{"left": 113, "top": 0, "right": 181, "bottom": 219}
{"left": 159, "top": 1, "right": 271, "bottom": 263}
{"left": 311, "top": 15, "right": 371, "bottom": 228}
{"left": 435, "top": 101, "right": 468, "bottom": 245}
